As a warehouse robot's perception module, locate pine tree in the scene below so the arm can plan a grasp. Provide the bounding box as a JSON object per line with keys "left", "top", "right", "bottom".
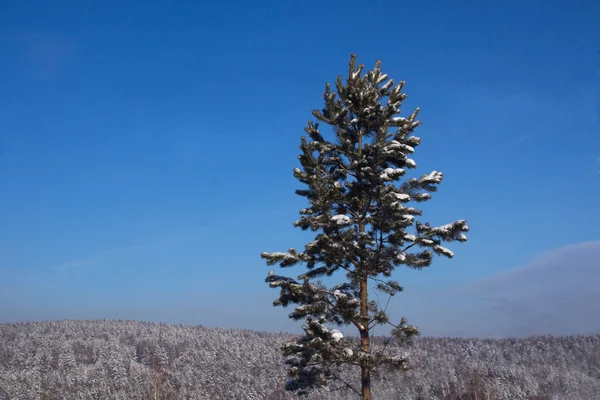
{"left": 261, "top": 54, "right": 469, "bottom": 399}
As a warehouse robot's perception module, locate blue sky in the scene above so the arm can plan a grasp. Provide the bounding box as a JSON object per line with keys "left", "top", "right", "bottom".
{"left": 0, "top": 0, "right": 598, "bottom": 337}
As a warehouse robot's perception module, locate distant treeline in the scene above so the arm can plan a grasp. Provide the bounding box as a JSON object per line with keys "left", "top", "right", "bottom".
{"left": 0, "top": 320, "right": 598, "bottom": 399}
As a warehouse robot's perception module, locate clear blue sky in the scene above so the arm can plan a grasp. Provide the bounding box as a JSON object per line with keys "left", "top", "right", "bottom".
{"left": 1, "top": 0, "right": 599, "bottom": 337}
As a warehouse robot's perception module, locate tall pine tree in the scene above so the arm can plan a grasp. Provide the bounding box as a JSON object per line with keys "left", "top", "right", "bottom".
{"left": 261, "top": 55, "right": 469, "bottom": 399}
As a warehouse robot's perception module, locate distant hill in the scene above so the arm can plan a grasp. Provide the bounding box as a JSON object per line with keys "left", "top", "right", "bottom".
{"left": 1, "top": 320, "right": 599, "bottom": 399}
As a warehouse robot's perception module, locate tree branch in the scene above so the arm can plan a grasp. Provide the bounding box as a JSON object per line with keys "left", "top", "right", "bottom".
{"left": 330, "top": 370, "right": 361, "bottom": 397}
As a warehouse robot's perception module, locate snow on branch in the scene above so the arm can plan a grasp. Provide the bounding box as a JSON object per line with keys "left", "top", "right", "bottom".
{"left": 428, "top": 220, "right": 470, "bottom": 242}
{"left": 420, "top": 170, "right": 443, "bottom": 185}
{"left": 380, "top": 167, "right": 405, "bottom": 181}
{"left": 261, "top": 249, "right": 307, "bottom": 268}
{"left": 331, "top": 214, "right": 352, "bottom": 225}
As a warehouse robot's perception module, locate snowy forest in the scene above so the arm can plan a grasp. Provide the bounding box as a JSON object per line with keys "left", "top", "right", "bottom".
{"left": 0, "top": 319, "right": 599, "bottom": 399}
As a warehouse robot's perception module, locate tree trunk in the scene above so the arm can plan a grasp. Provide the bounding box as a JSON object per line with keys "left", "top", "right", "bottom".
{"left": 360, "top": 275, "right": 372, "bottom": 400}
{"left": 357, "top": 130, "right": 372, "bottom": 400}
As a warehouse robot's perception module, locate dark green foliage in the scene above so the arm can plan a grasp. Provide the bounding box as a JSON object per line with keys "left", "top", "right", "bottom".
{"left": 262, "top": 55, "right": 469, "bottom": 397}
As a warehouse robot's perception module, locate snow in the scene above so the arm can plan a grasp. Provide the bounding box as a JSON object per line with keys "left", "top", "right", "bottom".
{"left": 401, "top": 214, "right": 415, "bottom": 222}
{"left": 331, "top": 214, "right": 351, "bottom": 225}
{"left": 422, "top": 171, "right": 443, "bottom": 184}
{"left": 392, "top": 117, "right": 407, "bottom": 123}
{"left": 414, "top": 193, "right": 431, "bottom": 201}
{"left": 381, "top": 80, "right": 394, "bottom": 92}
{"left": 350, "top": 118, "right": 358, "bottom": 124}
{"left": 422, "top": 239, "right": 434, "bottom": 245}
{"left": 385, "top": 167, "right": 403, "bottom": 175}
{"left": 391, "top": 355, "right": 409, "bottom": 363}
{"left": 396, "top": 252, "right": 406, "bottom": 261}
{"left": 344, "top": 348, "right": 354, "bottom": 357}
{"left": 386, "top": 141, "right": 415, "bottom": 154}
{"left": 377, "top": 74, "right": 388, "bottom": 84}
{"left": 434, "top": 245, "right": 454, "bottom": 258}
{"left": 333, "top": 290, "right": 347, "bottom": 299}
{"left": 404, "top": 234, "right": 417, "bottom": 241}
{"left": 395, "top": 193, "right": 410, "bottom": 201}
{"left": 306, "top": 240, "right": 318, "bottom": 249}
{"left": 381, "top": 167, "right": 404, "bottom": 180}
{"left": 453, "top": 231, "right": 468, "bottom": 241}
{"left": 436, "top": 223, "right": 453, "bottom": 232}
{"left": 264, "top": 252, "right": 297, "bottom": 261}
{"left": 432, "top": 221, "right": 468, "bottom": 241}
{"left": 331, "top": 329, "right": 343, "bottom": 342}
{"left": 405, "top": 158, "right": 417, "bottom": 168}
{"left": 268, "top": 270, "right": 274, "bottom": 276}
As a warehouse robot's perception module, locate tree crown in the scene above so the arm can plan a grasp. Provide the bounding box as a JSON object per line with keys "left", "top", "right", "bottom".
{"left": 262, "top": 54, "right": 468, "bottom": 396}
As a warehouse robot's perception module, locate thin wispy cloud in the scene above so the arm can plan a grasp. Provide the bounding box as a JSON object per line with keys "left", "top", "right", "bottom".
{"left": 511, "top": 133, "right": 536, "bottom": 144}
{"left": 50, "top": 243, "right": 148, "bottom": 273}
{"left": 48, "top": 229, "right": 214, "bottom": 274}
{"left": 448, "top": 240, "right": 600, "bottom": 337}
